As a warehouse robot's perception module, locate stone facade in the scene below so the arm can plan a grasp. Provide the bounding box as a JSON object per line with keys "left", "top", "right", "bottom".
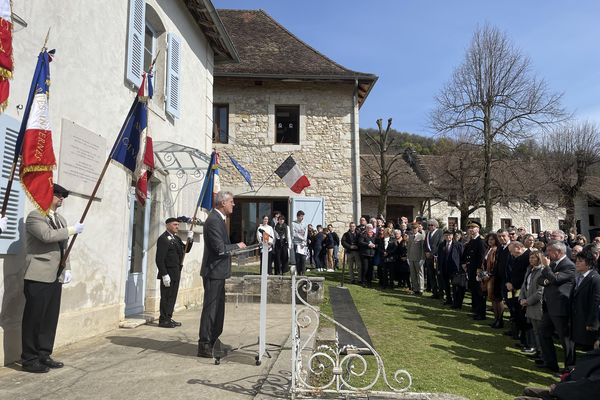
{"left": 214, "top": 79, "right": 359, "bottom": 231}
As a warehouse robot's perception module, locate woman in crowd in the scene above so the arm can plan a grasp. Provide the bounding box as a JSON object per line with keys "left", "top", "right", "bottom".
{"left": 484, "top": 232, "right": 503, "bottom": 328}
{"left": 380, "top": 228, "right": 396, "bottom": 289}
{"left": 324, "top": 226, "right": 335, "bottom": 272}
{"left": 273, "top": 214, "right": 291, "bottom": 275}
{"left": 518, "top": 249, "right": 545, "bottom": 360}
{"left": 307, "top": 224, "right": 316, "bottom": 269}
{"left": 374, "top": 227, "right": 386, "bottom": 285}
{"left": 312, "top": 225, "right": 326, "bottom": 272}
{"left": 358, "top": 224, "right": 377, "bottom": 287}
{"left": 256, "top": 215, "right": 274, "bottom": 274}
{"left": 395, "top": 231, "right": 411, "bottom": 288}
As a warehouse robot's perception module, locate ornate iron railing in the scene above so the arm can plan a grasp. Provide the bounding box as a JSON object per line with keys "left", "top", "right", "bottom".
{"left": 290, "top": 273, "right": 413, "bottom": 398}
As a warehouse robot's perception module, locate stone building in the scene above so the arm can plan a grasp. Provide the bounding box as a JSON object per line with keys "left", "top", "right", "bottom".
{"left": 212, "top": 10, "right": 377, "bottom": 243}
{"left": 361, "top": 149, "right": 600, "bottom": 238}
{"left": 0, "top": 0, "right": 236, "bottom": 364}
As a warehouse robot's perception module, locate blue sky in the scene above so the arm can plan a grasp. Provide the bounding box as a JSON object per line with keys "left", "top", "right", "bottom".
{"left": 213, "top": 1, "right": 600, "bottom": 136}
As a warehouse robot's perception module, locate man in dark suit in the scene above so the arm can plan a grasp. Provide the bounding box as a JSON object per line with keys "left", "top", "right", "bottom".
{"left": 569, "top": 249, "right": 600, "bottom": 362}
{"left": 462, "top": 222, "right": 486, "bottom": 319}
{"left": 155, "top": 217, "right": 194, "bottom": 328}
{"left": 423, "top": 219, "right": 443, "bottom": 298}
{"left": 197, "top": 191, "right": 246, "bottom": 357}
{"left": 437, "top": 230, "right": 463, "bottom": 306}
{"left": 21, "top": 184, "right": 84, "bottom": 373}
{"left": 537, "top": 240, "right": 576, "bottom": 372}
{"left": 507, "top": 241, "right": 531, "bottom": 346}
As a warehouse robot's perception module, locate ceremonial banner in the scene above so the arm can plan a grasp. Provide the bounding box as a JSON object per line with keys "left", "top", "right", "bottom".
{"left": 18, "top": 50, "right": 56, "bottom": 213}
{"left": 275, "top": 155, "right": 310, "bottom": 194}
{"left": 0, "top": 0, "right": 13, "bottom": 112}
{"left": 198, "top": 151, "right": 219, "bottom": 210}
{"left": 134, "top": 71, "right": 154, "bottom": 205}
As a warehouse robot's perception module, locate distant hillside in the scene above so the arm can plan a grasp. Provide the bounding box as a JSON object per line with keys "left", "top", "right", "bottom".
{"left": 359, "top": 128, "right": 440, "bottom": 155}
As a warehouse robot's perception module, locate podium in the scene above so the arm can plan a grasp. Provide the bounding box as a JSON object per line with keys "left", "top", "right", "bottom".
{"left": 212, "top": 238, "right": 275, "bottom": 365}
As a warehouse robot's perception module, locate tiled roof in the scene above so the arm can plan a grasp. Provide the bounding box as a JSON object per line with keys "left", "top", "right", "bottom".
{"left": 215, "top": 9, "right": 377, "bottom": 105}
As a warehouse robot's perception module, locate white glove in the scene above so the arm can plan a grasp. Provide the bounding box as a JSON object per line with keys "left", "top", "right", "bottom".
{"left": 60, "top": 270, "right": 72, "bottom": 284}
{"left": 0, "top": 216, "right": 7, "bottom": 232}
{"left": 74, "top": 222, "right": 84, "bottom": 234}
{"left": 162, "top": 274, "right": 171, "bottom": 287}
{"left": 187, "top": 230, "right": 194, "bottom": 239}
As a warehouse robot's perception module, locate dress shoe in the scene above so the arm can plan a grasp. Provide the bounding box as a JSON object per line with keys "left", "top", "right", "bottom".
{"left": 22, "top": 360, "right": 49, "bottom": 373}
{"left": 472, "top": 315, "right": 486, "bottom": 320}
{"left": 197, "top": 349, "right": 212, "bottom": 358}
{"left": 450, "top": 305, "right": 461, "bottom": 309}
{"left": 521, "top": 347, "right": 537, "bottom": 354}
{"left": 534, "top": 359, "right": 546, "bottom": 365}
{"left": 158, "top": 320, "right": 175, "bottom": 328}
{"left": 40, "top": 357, "right": 64, "bottom": 369}
{"left": 170, "top": 319, "right": 182, "bottom": 327}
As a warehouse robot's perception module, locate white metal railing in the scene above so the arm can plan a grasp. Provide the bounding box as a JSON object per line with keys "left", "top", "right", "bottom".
{"left": 290, "top": 270, "right": 412, "bottom": 398}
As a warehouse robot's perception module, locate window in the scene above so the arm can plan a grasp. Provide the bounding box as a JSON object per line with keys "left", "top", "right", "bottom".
{"left": 144, "top": 24, "right": 156, "bottom": 74}
{"left": 213, "top": 104, "right": 229, "bottom": 144}
{"left": 500, "top": 218, "right": 512, "bottom": 230}
{"left": 448, "top": 217, "right": 458, "bottom": 231}
{"left": 275, "top": 105, "right": 299, "bottom": 144}
{"left": 530, "top": 218, "right": 541, "bottom": 234}
{"left": 590, "top": 214, "right": 596, "bottom": 226}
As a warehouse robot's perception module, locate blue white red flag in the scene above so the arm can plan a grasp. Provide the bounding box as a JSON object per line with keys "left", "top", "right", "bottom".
{"left": 198, "top": 151, "right": 220, "bottom": 210}
{"left": 111, "top": 70, "right": 155, "bottom": 205}
{"left": 17, "top": 50, "right": 56, "bottom": 213}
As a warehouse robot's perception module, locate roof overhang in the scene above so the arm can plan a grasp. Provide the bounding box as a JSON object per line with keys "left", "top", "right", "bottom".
{"left": 182, "top": 0, "right": 239, "bottom": 63}
{"left": 214, "top": 72, "right": 378, "bottom": 107}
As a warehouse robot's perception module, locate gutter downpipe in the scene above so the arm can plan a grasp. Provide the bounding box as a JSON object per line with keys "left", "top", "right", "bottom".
{"left": 351, "top": 79, "right": 361, "bottom": 221}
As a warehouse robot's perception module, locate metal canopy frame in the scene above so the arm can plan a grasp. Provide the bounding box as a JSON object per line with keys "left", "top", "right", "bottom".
{"left": 153, "top": 141, "right": 215, "bottom": 210}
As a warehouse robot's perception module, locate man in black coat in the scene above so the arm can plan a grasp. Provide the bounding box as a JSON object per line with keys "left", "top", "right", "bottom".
{"left": 462, "top": 222, "right": 486, "bottom": 319}
{"left": 423, "top": 219, "right": 443, "bottom": 299}
{"left": 537, "top": 240, "right": 576, "bottom": 372}
{"left": 197, "top": 191, "right": 246, "bottom": 357}
{"left": 437, "top": 230, "right": 463, "bottom": 307}
{"left": 569, "top": 250, "right": 600, "bottom": 356}
{"left": 155, "top": 217, "right": 194, "bottom": 328}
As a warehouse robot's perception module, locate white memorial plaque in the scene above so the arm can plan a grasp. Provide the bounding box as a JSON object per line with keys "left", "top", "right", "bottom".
{"left": 58, "top": 119, "right": 106, "bottom": 199}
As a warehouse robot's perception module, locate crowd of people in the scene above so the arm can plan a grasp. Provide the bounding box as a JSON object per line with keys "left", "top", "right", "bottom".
{"left": 276, "top": 213, "right": 600, "bottom": 385}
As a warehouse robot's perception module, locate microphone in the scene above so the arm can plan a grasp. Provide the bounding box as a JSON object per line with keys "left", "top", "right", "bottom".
{"left": 258, "top": 228, "right": 273, "bottom": 238}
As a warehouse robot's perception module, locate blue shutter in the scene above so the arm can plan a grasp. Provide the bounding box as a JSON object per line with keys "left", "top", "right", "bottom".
{"left": 166, "top": 33, "right": 181, "bottom": 119}
{"left": 125, "top": 0, "right": 146, "bottom": 88}
{"left": 0, "top": 114, "right": 25, "bottom": 254}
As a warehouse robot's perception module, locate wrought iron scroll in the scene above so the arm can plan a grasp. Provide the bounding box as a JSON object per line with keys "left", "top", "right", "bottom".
{"left": 290, "top": 275, "right": 412, "bottom": 398}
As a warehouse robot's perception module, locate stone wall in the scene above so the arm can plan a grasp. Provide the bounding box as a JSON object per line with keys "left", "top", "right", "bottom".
{"left": 214, "top": 79, "right": 358, "bottom": 231}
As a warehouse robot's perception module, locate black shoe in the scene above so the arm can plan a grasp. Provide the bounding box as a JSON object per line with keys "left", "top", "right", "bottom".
{"left": 170, "top": 319, "right": 182, "bottom": 327}
{"left": 22, "top": 360, "right": 49, "bottom": 373}
{"left": 158, "top": 320, "right": 175, "bottom": 328}
{"left": 197, "top": 343, "right": 213, "bottom": 358}
{"left": 473, "top": 315, "right": 486, "bottom": 320}
{"left": 490, "top": 320, "right": 499, "bottom": 328}
{"left": 503, "top": 330, "right": 514, "bottom": 336}
{"left": 39, "top": 357, "right": 64, "bottom": 369}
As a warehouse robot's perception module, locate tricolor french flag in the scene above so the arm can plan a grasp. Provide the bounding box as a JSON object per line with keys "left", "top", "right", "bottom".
{"left": 275, "top": 156, "right": 310, "bottom": 194}
{"left": 134, "top": 71, "right": 154, "bottom": 205}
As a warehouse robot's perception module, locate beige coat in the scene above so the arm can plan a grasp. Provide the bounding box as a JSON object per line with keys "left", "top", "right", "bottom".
{"left": 24, "top": 210, "right": 71, "bottom": 283}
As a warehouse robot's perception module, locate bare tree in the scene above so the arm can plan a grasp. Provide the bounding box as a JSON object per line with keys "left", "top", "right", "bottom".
{"left": 361, "top": 118, "right": 403, "bottom": 216}
{"left": 542, "top": 121, "right": 600, "bottom": 230}
{"left": 431, "top": 24, "right": 566, "bottom": 230}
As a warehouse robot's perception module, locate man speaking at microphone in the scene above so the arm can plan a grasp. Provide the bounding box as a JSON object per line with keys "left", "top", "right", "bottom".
{"left": 198, "top": 191, "right": 246, "bottom": 357}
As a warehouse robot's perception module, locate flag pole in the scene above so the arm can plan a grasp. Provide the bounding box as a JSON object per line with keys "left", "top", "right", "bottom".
{"left": 60, "top": 56, "right": 159, "bottom": 269}
{"left": 58, "top": 98, "right": 139, "bottom": 269}
{"left": 252, "top": 152, "right": 294, "bottom": 196}
{"left": 182, "top": 151, "right": 215, "bottom": 258}
{"left": 1, "top": 30, "right": 50, "bottom": 217}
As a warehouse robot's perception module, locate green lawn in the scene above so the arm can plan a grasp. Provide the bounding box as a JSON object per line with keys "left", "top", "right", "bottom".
{"left": 307, "top": 270, "right": 557, "bottom": 400}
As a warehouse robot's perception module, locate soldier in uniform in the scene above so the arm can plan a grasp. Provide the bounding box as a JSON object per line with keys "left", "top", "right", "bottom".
{"left": 155, "top": 217, "right": 194, "bottom": 328}
{"left": 462, "top": 221, "right": 486, "bottom": 320}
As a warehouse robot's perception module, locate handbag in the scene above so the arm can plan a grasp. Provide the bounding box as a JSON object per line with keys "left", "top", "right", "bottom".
{"left": 452, "top": 272, "right": 468, "bottom": 288}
